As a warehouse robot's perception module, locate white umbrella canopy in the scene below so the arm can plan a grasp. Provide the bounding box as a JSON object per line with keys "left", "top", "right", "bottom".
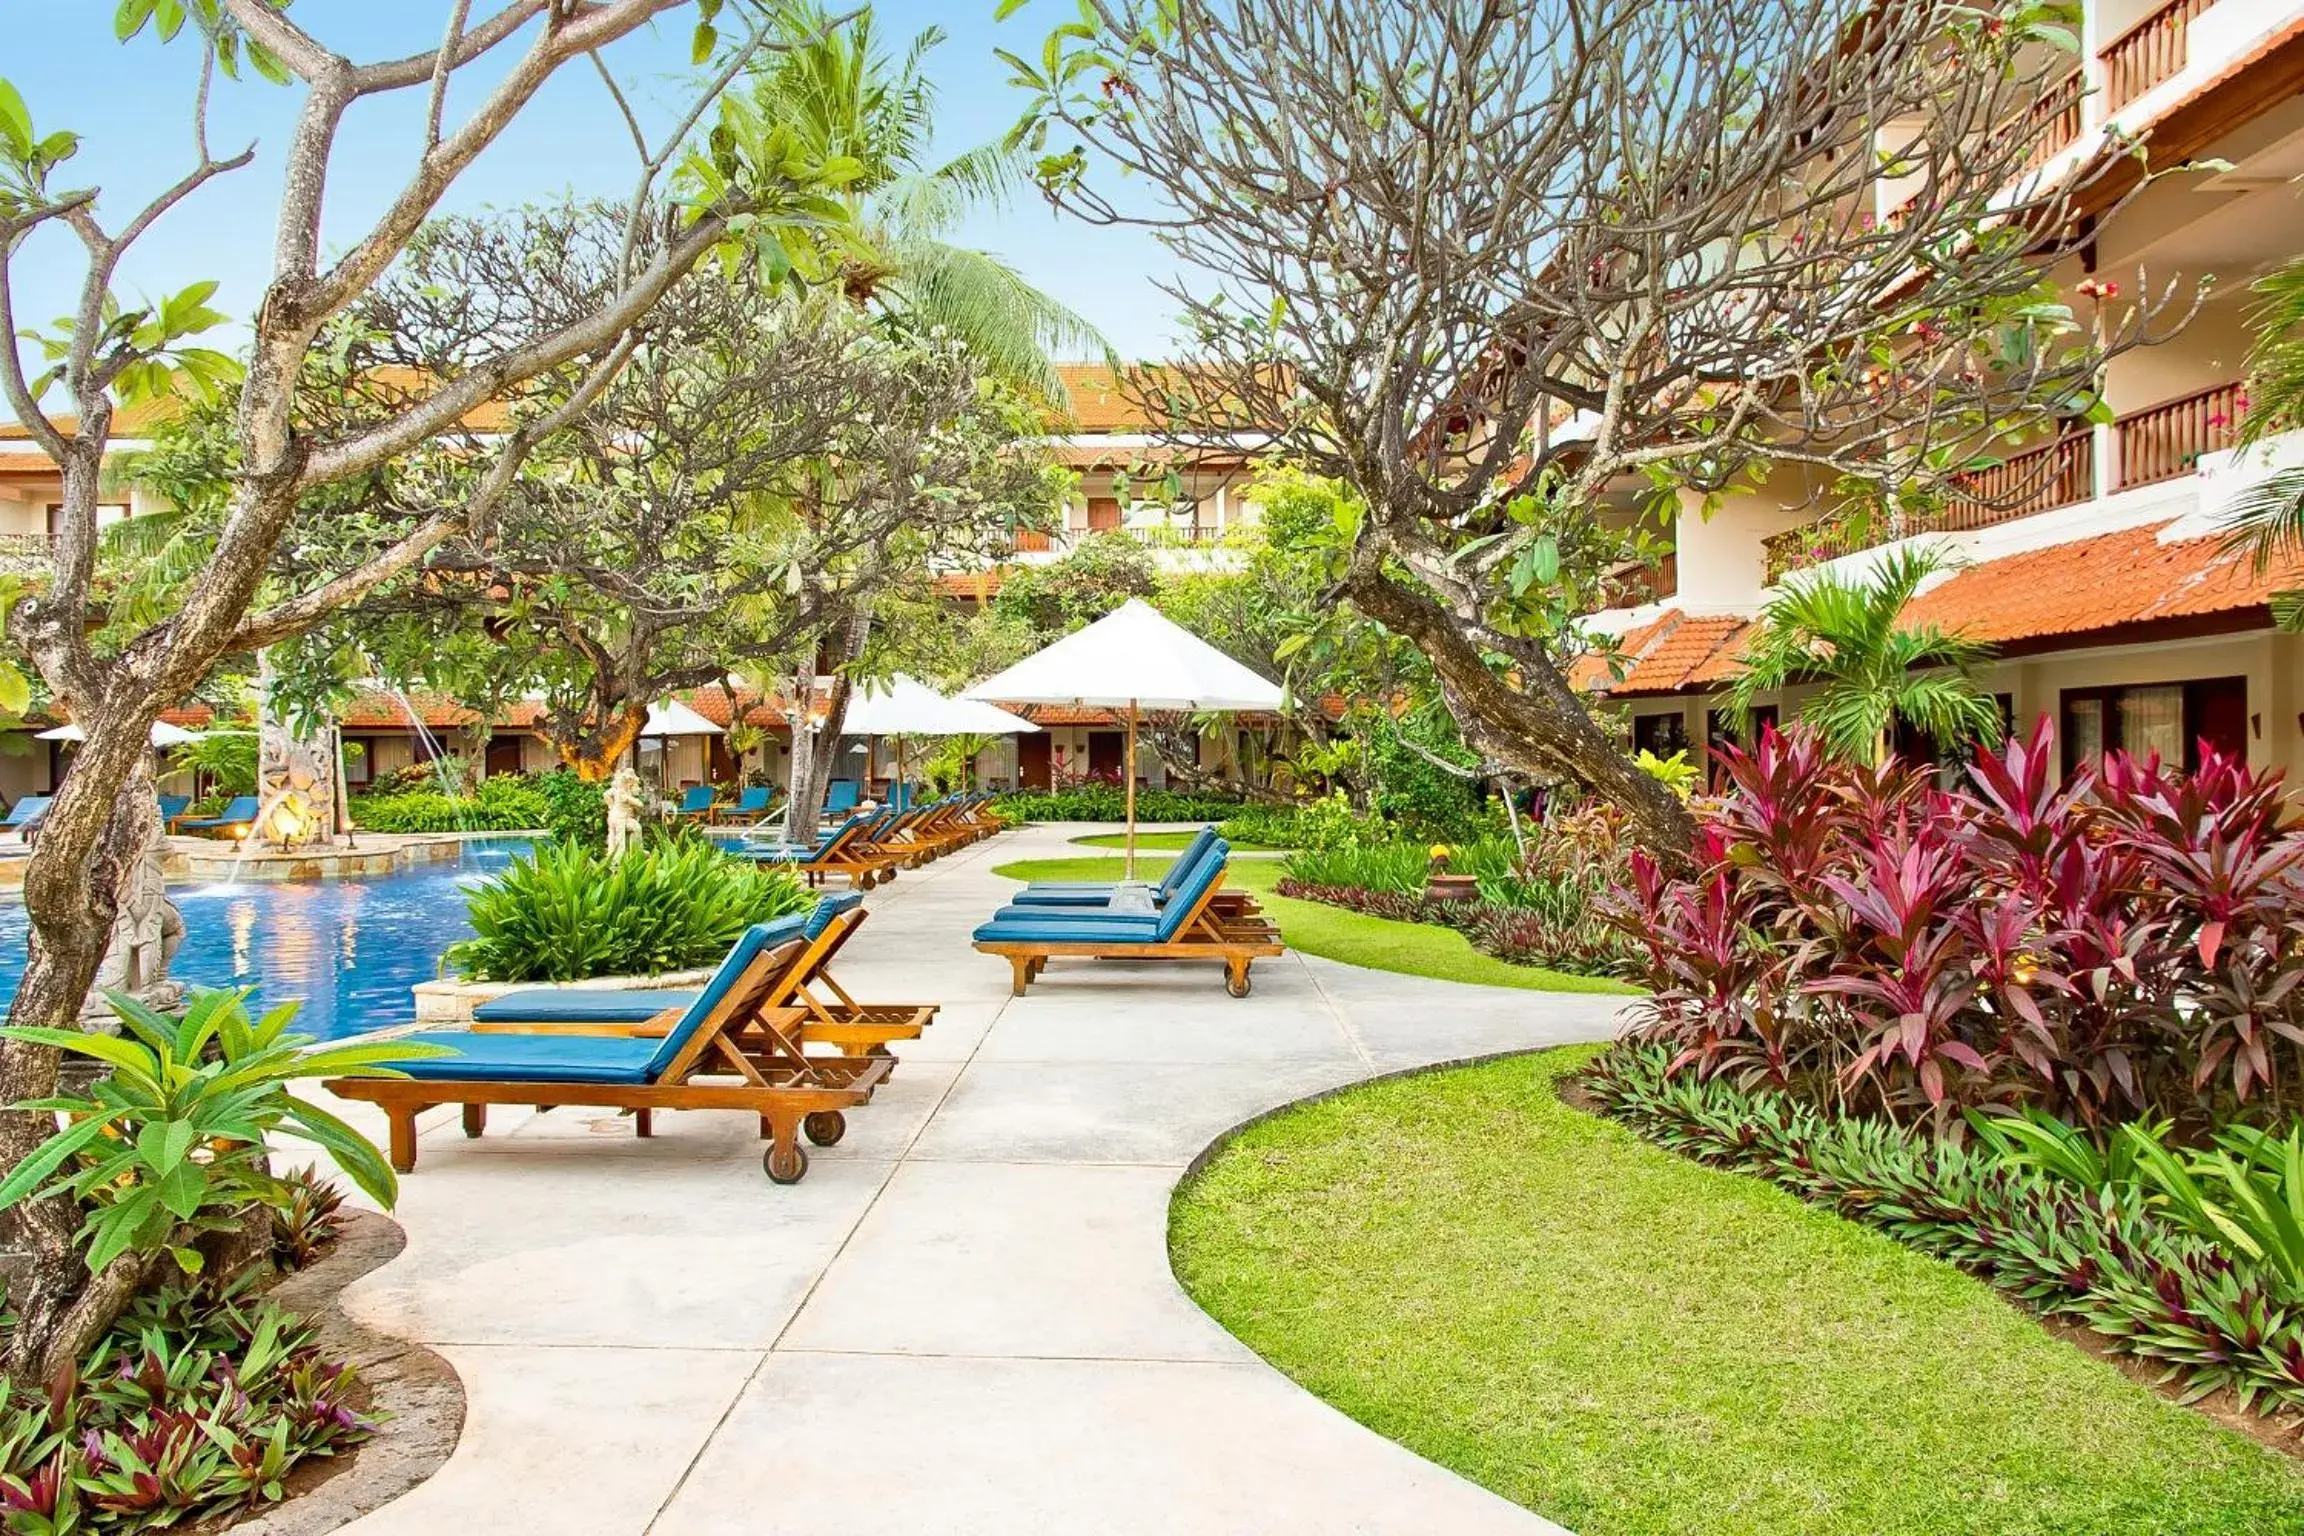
{"left": 964, "top": 600, "right": 1285, "bottom": 875}
{"left": 639, "top": 699, "right": 724, "bottom": 738}
{"left": 962, "top": 600, "right": 1284, "bottom": 712}
{"left": 839, "top": 676, "right": 1037, "bottom": 802}
{"left": 843, "top": 675, "right": 1039, "bottom": 737}
{"left": 37, "top": 720, "right": 203, "bottom": 747}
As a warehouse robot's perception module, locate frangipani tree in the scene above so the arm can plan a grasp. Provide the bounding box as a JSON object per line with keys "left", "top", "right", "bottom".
{"left": 1005, "top": 0, "right": 2190, "bottom": 849}
{"left": 1726, "top": 546, "right": 2004, "bottom": 767}
{"left": 0, "top": 0, "right": 854, "bottom": 1384}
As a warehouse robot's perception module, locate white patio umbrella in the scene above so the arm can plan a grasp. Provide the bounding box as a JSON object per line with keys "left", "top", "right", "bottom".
{"left": 840, "top": 675, "right": 1038, "bottom": 797}
{"left": 964, "top": 599, "right": 1284, "bottom": 876}
{"left": 639, "top": 698, "right": 725, "bottom": 738}
{"left": 37, "top": 720, "right": 203, "bottom": 748}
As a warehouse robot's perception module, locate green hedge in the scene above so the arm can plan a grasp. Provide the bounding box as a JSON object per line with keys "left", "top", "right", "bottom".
{"left": 991, "top": 785, "right": 1247, "bottom": 824}
{"left": 348, "top": 774, "right": 548, "bottom": 833}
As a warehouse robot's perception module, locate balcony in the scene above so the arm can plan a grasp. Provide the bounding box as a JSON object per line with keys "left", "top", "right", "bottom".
{"left": 2011, "top": 70, "right": 2085, "bottom": 172}
{"left": 1942, "top": 431, "right": 2095, "bottom": 527}
{"left": 1760, "top": 432, "right": 2094, "bottom": 584}
{"left": 2102, "top": 0, "right": 2212, "bottom": 111}
{"left": 2112, "top": 379, "right": 2244, "bottom": 491}
{"left": 1759, "top": 379, "right": 2251, "bottom": 583}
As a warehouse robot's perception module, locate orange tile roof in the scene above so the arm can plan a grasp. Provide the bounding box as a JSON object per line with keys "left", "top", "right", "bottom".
{"left": 1584, "top": 522, "right": 2304, "bottom": 699}
{"left": 1596, "top": 612, "right": 1750, "bottom": 696}
{"left": 0, "top": 397, "right": 181, "bottom": 442}
{"left": 0, "top": 453, "right": 59, "bottom": 476}
{"left": 1050, "top": 364, "right": 1161, "bottom": 433}
{"left": 1569, "top": 610, "right": 1681, "bottom": 693}
{"left": 936, "top": 568, "right": 1007, "bottom": 601}
{"left": 1902, "top": 525, "right": 2299, "bottom": 646}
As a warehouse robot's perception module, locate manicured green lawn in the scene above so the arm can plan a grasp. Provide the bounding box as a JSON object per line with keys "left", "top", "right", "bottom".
{"left": 1171, "top": 1048, "right": 2304, "bottom": 1536}
{"left": 991, "top": 855, "right": 1636, "bottom": 995}
{"left": 1070, "top": 830, "right": 1286, "bottom": 851}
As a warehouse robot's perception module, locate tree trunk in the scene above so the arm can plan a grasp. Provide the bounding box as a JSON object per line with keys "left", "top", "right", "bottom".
{"left": 0, "top": 679, "right": 174, "bottom": 1382}
{"left": 1343, "top": 565, "right": 1697, "bottom": 853}
{"left": 779, "top": 610, "right": 871, "bottom": 840}
{"left": 557, "top": 705, "right": 647, "bottom": 784}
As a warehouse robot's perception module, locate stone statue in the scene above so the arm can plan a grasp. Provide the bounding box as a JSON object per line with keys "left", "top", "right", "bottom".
{"left": 606, "top": 764, "right": 644, "bottom": 855}
{"left": 82, "top": 756, "right": 185, "bottom": 1024}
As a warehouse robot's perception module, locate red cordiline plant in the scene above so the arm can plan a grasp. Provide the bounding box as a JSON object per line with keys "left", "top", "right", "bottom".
{"left": 1606, "top": 718, "right": 2304, "bottom": 1123}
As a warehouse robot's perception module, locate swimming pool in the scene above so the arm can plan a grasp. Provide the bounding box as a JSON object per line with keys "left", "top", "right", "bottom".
{"left": 0, "top": 837, "right": 532, "bottom": 1041}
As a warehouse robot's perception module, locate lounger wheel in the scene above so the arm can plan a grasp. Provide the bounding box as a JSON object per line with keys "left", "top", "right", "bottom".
{"left": 1226, "top": 969, "right": 1252, "bottom": 999}
{"left": 803, "top": 1110, "right": 847, "bottom": 1147}
{"left": 764, "top": 1141, "right": 810, "bottom": 1184}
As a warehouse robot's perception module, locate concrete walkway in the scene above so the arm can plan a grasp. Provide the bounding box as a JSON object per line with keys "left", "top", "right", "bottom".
{"left": 326, "top": 823, "right": 1629, "bottom": 1535}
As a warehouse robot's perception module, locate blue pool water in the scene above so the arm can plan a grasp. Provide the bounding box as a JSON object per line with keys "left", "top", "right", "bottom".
{"left": 0, "top": 838, "right": 532, "bottom": 1041}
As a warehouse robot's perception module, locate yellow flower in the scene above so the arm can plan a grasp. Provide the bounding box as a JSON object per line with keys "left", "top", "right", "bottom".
{"left": 1429, "top": 843, "right": 1452, "bottom": 859}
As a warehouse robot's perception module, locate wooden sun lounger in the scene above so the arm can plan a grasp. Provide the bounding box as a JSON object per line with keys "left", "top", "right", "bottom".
{"left": 472, "top": 904, "right": 939, "bottom": 1069}
{"left": 973, "top": 869, "right": 1283, "bottom": 999}
{"left": 327, "top": 939, "right": 888, "bottom": 1184}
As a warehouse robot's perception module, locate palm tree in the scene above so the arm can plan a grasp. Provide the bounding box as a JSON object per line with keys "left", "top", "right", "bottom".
{"left": 2218, "top": 257, "right": 2304, "bottom": 627}
{"left": 732, "top": 6, "right": 1110, "bottom": 397}
{"left": 1726, "top": 545, "right": 2003, "bottom": 767}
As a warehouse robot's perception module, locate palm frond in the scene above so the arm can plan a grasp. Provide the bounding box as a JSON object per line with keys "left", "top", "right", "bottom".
{"left": 880, "top": 238, "right": 1115, "bottom": 391}
{"left": 2218, "top": 465, "right": 2304, "bottom": 575}
{"left": 2243, "top": 259, "right": 2304, "bottom": 446}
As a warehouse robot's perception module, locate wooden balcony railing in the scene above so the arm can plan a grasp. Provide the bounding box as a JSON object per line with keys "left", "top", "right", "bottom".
{"left": 2102, "top": 0, "right": 2211, "bottom": 111}
{"left": 1605, "top": 552, "right": 1678, "bottom": 607}
{"left": 2015, "top": 71, "right": 2086, "bottom": 172}
{"left": 1943, "top": 431, "right": 2094, "bottom": 528}
{"left": 2113, "top": 380, "right": 2245, "bottom": 491}
{"left": 1762, "top": 433, "right": 2094, "bottom": 584}
{"left": 1120, "top": 522, "right": 1229, "bottom": 546}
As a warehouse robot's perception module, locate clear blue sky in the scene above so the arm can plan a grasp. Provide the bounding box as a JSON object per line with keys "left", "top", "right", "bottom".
{"left": 3, "top": 2, "right": 1185, "bottom": 385}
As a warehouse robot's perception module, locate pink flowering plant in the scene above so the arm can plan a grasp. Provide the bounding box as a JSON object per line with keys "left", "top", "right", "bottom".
{"left": 1606, "top": 719, "right": 2304, "bottom": 1124}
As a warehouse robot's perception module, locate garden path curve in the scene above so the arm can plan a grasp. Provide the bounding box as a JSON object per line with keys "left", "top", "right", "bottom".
{"left": 322, "top": 822, "right": 1632, "bottom": 1535}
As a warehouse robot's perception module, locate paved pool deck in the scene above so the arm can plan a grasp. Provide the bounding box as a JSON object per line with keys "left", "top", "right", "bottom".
{"left": 322, "top": 822, "right": 1631, "bottom": 1535}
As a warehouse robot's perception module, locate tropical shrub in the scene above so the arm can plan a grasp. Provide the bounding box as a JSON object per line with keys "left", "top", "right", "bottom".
{"left": 162, "top": 730, "right": 256, "bottom": 798}
{"left": 1606, "top": 719, "right": 2304, "bottom": 1124}
{"left": 347, "top": 774, "right": 548, "bottom": 834}
{"left": 0, "top": 1284, "right": 374, "bottom": 1533}
{"left": 1219, "top": 792, "right": 1366, "bottom": 850}
{"left": 0, "top": 990, "right": 435, "bottom": 1282}
{"left": 1980, "top": 1112, "right": 2304, "bottom": 1292}
{"left": 991, "top": 785, "right": 1247, "bottom": 824}
{"left": 1586, "top": 1040, "right": 2304, "bottom": 1418}
{"left": 1282, "top": 842, "right": 1432, "bottom": 894}
{"left": 361, "top": 755, "right": 476, "bottom": 799}
{"left": 443, "top": 840, "right": 815, "bottom": 982}
{"left": 533, "top": 768, "right": 607, "bottom": 848}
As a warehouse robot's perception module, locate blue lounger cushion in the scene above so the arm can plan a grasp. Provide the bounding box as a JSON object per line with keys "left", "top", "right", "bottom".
{"left": 453, "top": 915, "right": 807, "bottom": 1063}
{"left": 972, "top": 914, "right": 1162, "bottom": 944}
{"left": 982, "top": 839, "right": 1233, "bottom": 947}
{"left": 1013, "top": 827, "right": 1219, "bottom": 908}
{"left": 471, "top": 988, "right": 702, "bottom": 1025}
{"left": 386, "top": 1032, "right": 661, "bottom": 1084}
{"left": 806, "top": 890, "right": 864, "bottom": 938}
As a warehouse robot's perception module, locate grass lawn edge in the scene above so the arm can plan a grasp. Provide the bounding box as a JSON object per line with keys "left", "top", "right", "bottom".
{"left": 1167, "top": 1044, "right": 2304, "bottom": 1536}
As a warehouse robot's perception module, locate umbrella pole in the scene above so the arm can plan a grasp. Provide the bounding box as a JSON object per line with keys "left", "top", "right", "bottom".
{"left": 1124, "top": 700, "right": 1139, "bottom": 881}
